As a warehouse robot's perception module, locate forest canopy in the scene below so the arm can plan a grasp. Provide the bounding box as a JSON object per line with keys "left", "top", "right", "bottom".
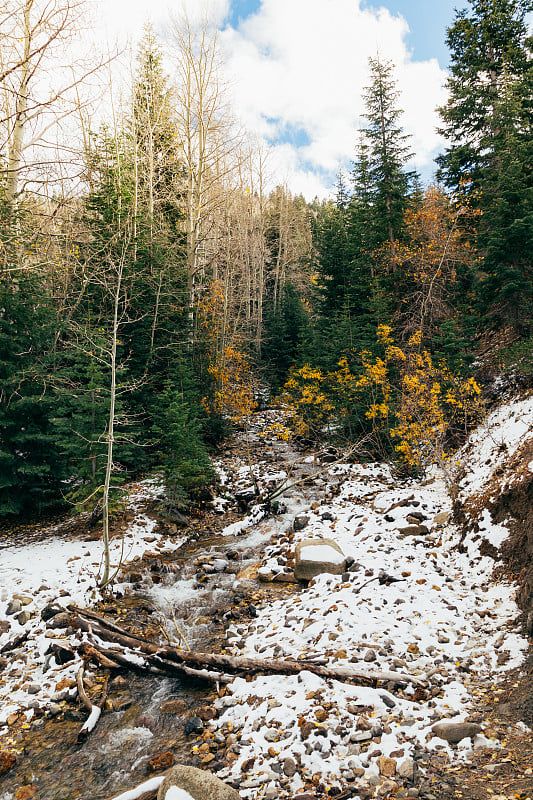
{"left": 0, "top": 0, "right": 531, "bottom": 529}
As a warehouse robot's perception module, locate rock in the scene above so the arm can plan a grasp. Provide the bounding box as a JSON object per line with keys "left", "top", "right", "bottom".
{"left": 48, "top": 704, "right": 62, "bottom": 717}
{"left": 160, "top": 699, "right": 189, "bottom": 714}
{"left": 197, "top": 706, "right": 216, "bottom": 721}
{"left": 350, "top": 730, "right": 372, "bottom": 743}
{"left": 0, "top": 656, "right": 9, "bottom": 671}
{"left": 26, "top": 684, "right": 40, "bottom": 695}
{"left": 433, "top": 511, "right": 451, "bottom": 527}
{"left": 16, "top": 610, "right": 32, "bottom": 625}
{"left": 364, "top": 649, "right": 377, "bottom": 662}
{"left": 397, "top": 525, "right": 429, "bottom": 537}
{"left": 147, "top": 750, "right": 175, "bottom": 773}
{"left": 398, "top": 758, "right": 415, "bottom": 780}
{"left": 48, "top": 642, "right": 75, "bottom": 665}
{"left": 6, "top": 599, "right": 22, "bottom": 616}
{"left": 406, "top": 512, "right": 426, "bottom": 523}
{"left": 0, "top": 620, "right": 10, "bottom": 635}
{"left": 378, "top": 756, "right": 396, "bottom": 777}
{"left": 46, "top": 612, "right": 70, "bottom": 629}
{"left": 293, "top": 514, "right": 310, "bottom": 531}
{"left": 380, "top": 694, "right": 396, "bottom": 709}
{"left": 294, "top": 538, "right": 346, "bottom": 581}
{"left": 377, "top": 780, "right": 399, "bottom": 796}
{"left": 283, "top": 757, "right": 297, "bottom": 777}
{"left": 15, "top": 786, "right": 36, "bottom": 800}
{"left": 184, "top": 716, "right": 204, "bottom": 736}
{"left": 41, "top": 603, "right": 66, "bottom": 622}
{"left": 13, "top": 594, "right": 32, "bottom": 606}
{"left": 157, "top": 765, "right": 241, "bottom": 800}
{"left": 0, "top": 751, "right": 16, "bottom": 777}
{"left": 235, "top": 487, "right": 257, "bottom": 510}
{"left": 431, "top": 721, "right": 482, "bottom": 743}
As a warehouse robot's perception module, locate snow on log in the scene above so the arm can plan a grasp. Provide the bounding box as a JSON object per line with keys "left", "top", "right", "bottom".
{"left": 70, "top": 607, "right": 428, "bottom": 691}
{"left": 108, "top": 775, "right": 165, "bottom": 800}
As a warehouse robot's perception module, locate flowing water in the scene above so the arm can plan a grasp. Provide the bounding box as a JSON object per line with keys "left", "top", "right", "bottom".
{"left": 0, "top": 423, "right": 324, "bottom": 800}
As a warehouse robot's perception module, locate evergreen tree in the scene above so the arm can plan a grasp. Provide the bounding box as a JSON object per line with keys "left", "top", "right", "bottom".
{"left": 361, "top": 56, "right": 417, "bottom": 254}
{"left": 0, "top": 197, "right": 67, "bottom": 516}
{"left": 437, "top": 0, "right": 533, "bottom": 330}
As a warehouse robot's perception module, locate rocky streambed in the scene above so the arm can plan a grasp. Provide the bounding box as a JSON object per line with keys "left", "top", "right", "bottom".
{"left": 1, "top": 404, "right": 533, "bottom": 800}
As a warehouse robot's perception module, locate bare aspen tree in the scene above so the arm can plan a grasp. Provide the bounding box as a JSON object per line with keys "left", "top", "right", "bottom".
{"left": 0, "top": 0, "right": 110, "bottom": 210}
{"left": 171, "top": 10, "right": 241, "bottom": 322}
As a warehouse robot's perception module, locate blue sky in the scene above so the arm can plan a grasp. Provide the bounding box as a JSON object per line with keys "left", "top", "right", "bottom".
{"left": 362, "top": 0, "right": 460, "bottom": 65}
{"left": 103, "top": 0, "right": 460, "bottom": 197}
{"left": 229, "top": 0, "right": 460, "bottom": 65}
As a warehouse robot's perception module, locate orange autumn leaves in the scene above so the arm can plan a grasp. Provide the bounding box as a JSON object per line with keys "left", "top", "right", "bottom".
{"left": 198, "top": 280, "right": 256, "bottom": 423}
{"left": 281, "top": 325, "right": 483, "bottom": 473}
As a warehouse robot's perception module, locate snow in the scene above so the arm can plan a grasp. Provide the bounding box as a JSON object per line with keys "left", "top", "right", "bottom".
{"left": 458, "top": 393, "right": 533, "bottom": 499}
{"left": 79, "top": 705, "right": 101, "bottom": 735}
{"left": 298, "top": 544, "right": 345, "bottom": 564}
{"left": 164, "top": 788, "right": 195, "bottom": 800}
{"left": 206, "top": 398, "right": 533, "bottom": 796}
{"left": 0, "top": 476, "right": 183, "bottom": 723}
{"left": 107, "top": 776, "right": 165, "bottom": 800}
{"left": 1, "top": 398, "right": 532, "bottom": 798}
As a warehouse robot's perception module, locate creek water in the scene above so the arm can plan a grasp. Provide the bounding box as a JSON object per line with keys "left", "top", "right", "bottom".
{"left": 0, "top": 422, "right": 323, "bottom": 800}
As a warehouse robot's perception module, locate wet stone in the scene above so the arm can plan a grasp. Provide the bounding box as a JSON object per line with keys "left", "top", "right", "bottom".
{"left": 184, "top": 716, "right": 204, "bottom": 735}
{"left": 160, "top": 699, "right": 188, "bottom": 714}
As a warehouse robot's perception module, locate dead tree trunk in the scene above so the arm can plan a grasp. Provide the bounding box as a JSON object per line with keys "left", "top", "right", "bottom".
{"left": 69, "top": 606, "right": 428, "bottom": 692}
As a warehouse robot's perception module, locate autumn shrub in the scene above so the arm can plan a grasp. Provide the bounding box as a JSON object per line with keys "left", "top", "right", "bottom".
{"left": 280, "top": 325, "right": 484, "bottom": 484}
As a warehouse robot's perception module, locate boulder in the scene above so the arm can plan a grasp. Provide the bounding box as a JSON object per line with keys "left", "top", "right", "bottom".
{"left": 294, "top": 538, "right": 346, "bottom": 580}
{"left": 157, "top": 765, "right": 241, "bottom": 800}
{"left": 397, "top": 525, "right": 429, "bottom": 537}
{"left": 432, "top": 511, "right": 451, "bottom": 527}
{"left": 293, "top": 514, "right": 310, "bottom": 532}
{"left": 431, "top": 721, "right": 482, "bottom": 743}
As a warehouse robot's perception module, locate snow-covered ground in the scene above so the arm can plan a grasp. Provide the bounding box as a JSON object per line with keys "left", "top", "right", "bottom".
{"left": 0, "top": 394, "right": 532, "bottom": 799}
{"left": 208, "top": 394, "right": 533, "bottom": 797}
{"left": 0, "top": 478, "right": 173, "bottom": 725}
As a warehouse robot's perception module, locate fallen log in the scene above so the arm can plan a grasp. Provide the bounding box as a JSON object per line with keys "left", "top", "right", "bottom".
{"left": 76, "top": 665, "right": 109, "bottom": 743}
{"left": 70, "top": 606, "right": 428, "bottom": 691}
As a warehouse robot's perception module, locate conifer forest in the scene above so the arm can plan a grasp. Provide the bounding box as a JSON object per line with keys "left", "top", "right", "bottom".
{"left": 0, "top": 0, "right": 532, "bottom": 529}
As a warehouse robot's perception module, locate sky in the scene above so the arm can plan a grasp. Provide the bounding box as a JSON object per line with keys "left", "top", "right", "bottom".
{"left": 95, "top": 0, "right": 463, "bottom": 198}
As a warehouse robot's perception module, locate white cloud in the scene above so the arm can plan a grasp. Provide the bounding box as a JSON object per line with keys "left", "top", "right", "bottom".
{"left": 93, "top": 0, "right": 447, "bottom": 199}
{"left": 220, "top": 0, "right": 448, "bottom": 197}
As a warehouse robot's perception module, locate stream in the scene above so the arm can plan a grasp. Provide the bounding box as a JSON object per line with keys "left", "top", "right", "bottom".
{"left": 0, "top": 414, "right": 326, "bottom": 800}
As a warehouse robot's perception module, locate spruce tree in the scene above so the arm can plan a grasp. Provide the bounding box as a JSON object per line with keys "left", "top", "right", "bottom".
{"left": 437, "top": 0, "right": 533, "bottom": 330}
{"left": 360, "top": 56, "right": 416, "bottom": 254}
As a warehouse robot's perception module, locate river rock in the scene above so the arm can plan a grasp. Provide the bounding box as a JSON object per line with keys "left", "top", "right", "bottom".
{"left": 184, "top": 716, "right": 204, "bottom": 735}
{"left": 41, "top": 603, "right": 66, "bottom": 622}
{"left": 46, "top": 612, "right": 70, "bottom": 629}
{"left": 160, "top": 699, "right": 188, "bottom": 715}
{"left": 431, "top": 721, "right": 482, "bottom": 743}
{"left": 17, "top": 610, "right": 31, "bottom": 625}
{"left": 0, "top": 751, "right": 16, "bottom": 776}
{"left": 397, "top": 525, "right": 429, "bottom": 537}
{"left": 6, "top": 599, "right": 22, "bottom": 616}
{"left": 398, "top": 758, "right": 415, "bottom": 780}
{"left": 294, "top": 538, "right": 346, "bottom": 580}
{"left": 148, "top": 750, "right": 175, "bottom": 773}
{"left": 293, "top": 514, "right": 310, "bottom": 532}
{"left": 433, "top": 511, "right": 451, "bottom": 527}
{"left": 157, "top": 765, "right": 241, "bottom": 800}
{"left": 378, "top": 756, "right": 396, "bottom": 777}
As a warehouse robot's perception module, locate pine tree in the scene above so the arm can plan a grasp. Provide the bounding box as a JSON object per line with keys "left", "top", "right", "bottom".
{"left": 437, "top": 0, "right": 533, "bottom": 330}
{"left": 361, "top": 56, "right": 416, "bottom": 255}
